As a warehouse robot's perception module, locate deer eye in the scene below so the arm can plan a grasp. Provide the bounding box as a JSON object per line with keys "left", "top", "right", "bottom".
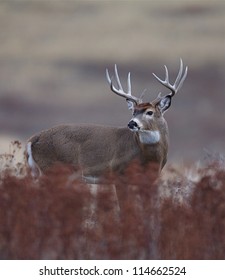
{"left": 146, "top": 111, "right": 153, "bottom": 116}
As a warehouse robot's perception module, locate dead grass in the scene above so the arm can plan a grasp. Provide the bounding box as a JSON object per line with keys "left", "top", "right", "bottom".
{"left": 0, "top": 142, "right": 224, "bottom": 259}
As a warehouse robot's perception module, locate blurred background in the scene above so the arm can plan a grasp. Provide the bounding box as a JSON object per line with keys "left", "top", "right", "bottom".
{"left": 0, "top": 0, "right": 225, "bottom": 164}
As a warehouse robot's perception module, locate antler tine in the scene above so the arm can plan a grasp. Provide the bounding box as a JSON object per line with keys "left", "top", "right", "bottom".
{"left": 106, "top": 67, "right": 122, "bottom": 95}
{"left": 176, "top": 63, "right": 188, "bottom": 92}
{"left": 114, "top": 64, "right": 124, "bottom": 92}
{"left": 164, "top": 65, "right": 169, "bottom": 83}
{"left": 174, "top": 58, "right": 184, "bottom": 88}
{"left": 152, "top": 59, "right": 188, "bottom": 97}
{"left": 152, "top": 68, "right": 167, "bottom": 85}
{"left": 105, "top": 64, "right": 141, "bottom": 105}
{"left": 106, "top": 68, "right": 117, "bottom": 94}
{"left": 127, "top": 72, "right": 131, "bottom": 95}
{"left": 106, "top": 68, "right": 112, "bottom": 85}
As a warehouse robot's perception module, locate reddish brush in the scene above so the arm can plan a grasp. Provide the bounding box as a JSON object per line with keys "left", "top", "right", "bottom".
{"left": 0, "top": 152, "right": 224, "bottom": 259}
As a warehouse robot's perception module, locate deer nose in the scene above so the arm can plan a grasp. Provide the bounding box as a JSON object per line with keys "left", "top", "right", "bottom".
{"left": 128, "top": 120, "right": 138, "bottom": 130}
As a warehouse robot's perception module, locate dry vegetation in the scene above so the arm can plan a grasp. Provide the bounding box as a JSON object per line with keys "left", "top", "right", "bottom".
{"left": 0, "top": 142, "right": 224, "bottom": 260}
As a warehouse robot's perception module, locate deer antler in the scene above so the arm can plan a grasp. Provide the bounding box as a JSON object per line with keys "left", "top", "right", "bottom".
{"left": 106, "top": 64, "right": 142, "bottom": 105}
{"left": 152, "top": 59, "right": 188, "bottom": 97}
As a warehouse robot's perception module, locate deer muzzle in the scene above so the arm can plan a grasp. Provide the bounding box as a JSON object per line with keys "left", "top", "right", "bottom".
{"left": 128, "top": 120, "right": 139, "bottom": 131}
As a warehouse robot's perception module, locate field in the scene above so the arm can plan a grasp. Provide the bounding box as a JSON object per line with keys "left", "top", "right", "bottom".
{"left": 0, "top": 0, "right": 225, "bottom": 259}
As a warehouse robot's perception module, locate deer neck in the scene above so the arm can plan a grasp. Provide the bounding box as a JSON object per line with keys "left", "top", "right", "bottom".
{"left": 138, "top": 130, "right": 161, "bottom": 145}
{"left": 135, "top": 127, "right": 169, "bottom": 168}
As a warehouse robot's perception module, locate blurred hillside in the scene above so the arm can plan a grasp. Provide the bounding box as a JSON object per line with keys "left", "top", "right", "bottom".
{"left": 0, "top": 0, "right": 225, "bottom": 163}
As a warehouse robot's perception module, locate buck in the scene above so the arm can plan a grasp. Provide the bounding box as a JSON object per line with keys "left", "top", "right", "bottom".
{"left": 26, "top": 60, "right": 188, "bottom": 181}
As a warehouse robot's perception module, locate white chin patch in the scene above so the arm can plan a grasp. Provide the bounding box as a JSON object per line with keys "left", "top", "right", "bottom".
{"left": 129, "top": 126, "right": 139, "bottom": 132}
{"left": 139, "top": 130, "right": 160, "bottom": 144}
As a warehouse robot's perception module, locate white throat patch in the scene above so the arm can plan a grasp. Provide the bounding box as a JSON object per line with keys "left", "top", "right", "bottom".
{"left": 138, "top": 130, "right": 160, "bottom": 144}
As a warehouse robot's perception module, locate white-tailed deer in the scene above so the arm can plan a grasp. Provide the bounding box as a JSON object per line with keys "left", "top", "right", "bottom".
{"left": 26, "top": 60, "right": 188, "bottom": 181}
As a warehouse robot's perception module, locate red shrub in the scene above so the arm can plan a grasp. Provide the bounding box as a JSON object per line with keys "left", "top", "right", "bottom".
{"left": 0, "top": 158, "right": 224, "bottom": 259}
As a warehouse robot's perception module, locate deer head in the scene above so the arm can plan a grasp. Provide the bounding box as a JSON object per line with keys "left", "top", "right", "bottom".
{"left": 106, "top": 59, "right": 188, "bottom": 141}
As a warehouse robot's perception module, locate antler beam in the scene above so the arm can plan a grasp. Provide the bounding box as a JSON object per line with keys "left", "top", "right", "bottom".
{"left": 106, "top": 64, "right": 142, "bottom": 105}
{"left": 152, "top": 59, "right": 188, "bottom": 97}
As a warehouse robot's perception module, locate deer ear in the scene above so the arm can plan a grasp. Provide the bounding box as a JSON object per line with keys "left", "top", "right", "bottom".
{"left": 126, "top": 99, "right": 135, "bottom": 111}
{"left": 157, "top": 95, "right": 171, "bottom": 114}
